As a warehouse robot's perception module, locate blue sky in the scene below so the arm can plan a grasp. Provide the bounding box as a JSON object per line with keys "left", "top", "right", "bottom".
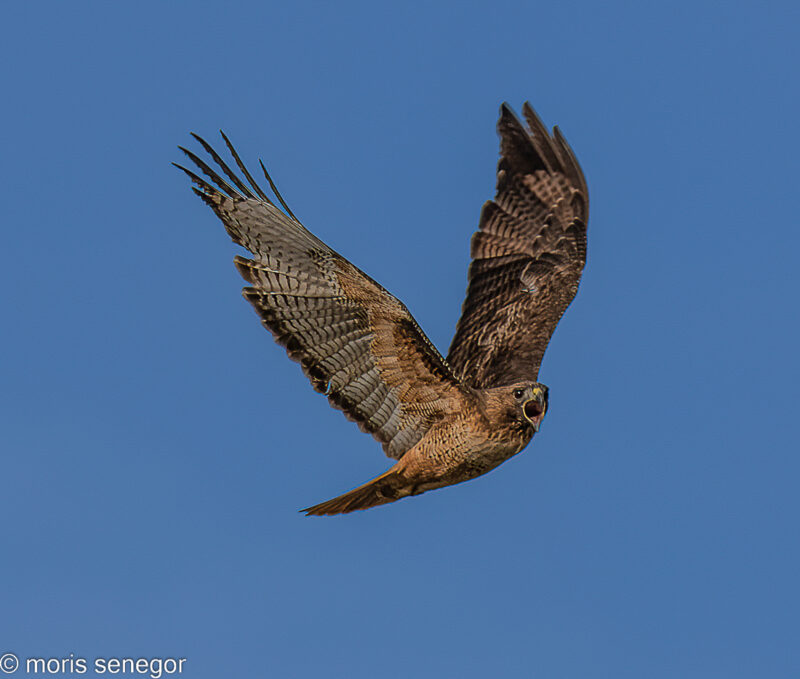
{"left": 1, "top": 1, "right": 799, "bottom": 677}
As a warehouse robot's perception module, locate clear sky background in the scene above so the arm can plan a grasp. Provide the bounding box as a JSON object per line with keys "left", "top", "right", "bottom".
{"left": 2, "top": 2, "right": 798, "bottom": 677}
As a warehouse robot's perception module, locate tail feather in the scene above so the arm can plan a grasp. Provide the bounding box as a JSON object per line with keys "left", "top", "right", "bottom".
{"left": 302, "top": 468, "right": 410, "bottom": 516}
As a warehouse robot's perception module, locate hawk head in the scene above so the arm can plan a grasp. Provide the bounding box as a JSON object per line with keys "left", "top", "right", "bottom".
{"left": 511, "top": 382, "right": 549, "bottom": 432}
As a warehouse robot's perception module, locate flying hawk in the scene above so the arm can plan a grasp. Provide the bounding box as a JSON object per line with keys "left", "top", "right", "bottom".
{"left": 175, "top": 102, "right": 588, "bottom": 516}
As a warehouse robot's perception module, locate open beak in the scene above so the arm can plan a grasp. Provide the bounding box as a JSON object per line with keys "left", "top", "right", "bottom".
{"left": 523, "top": 397, "right": 546, "bottom": 432}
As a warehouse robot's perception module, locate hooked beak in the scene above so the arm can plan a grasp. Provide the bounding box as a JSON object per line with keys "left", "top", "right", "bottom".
{"left": 523, "top": 396, "right": 546, "bottom": 432}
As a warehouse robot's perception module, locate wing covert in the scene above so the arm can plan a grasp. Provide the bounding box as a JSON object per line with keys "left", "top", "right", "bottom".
{"left": 447, "top": 102, "right": 589, "bottom": 388}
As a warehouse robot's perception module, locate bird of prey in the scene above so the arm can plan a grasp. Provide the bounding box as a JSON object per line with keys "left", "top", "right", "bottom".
{"left": 175, "top": 102, "right": 588, "bottom": 516}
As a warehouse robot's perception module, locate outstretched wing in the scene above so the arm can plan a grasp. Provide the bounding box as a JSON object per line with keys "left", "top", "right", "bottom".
{"left": 447, "top": 102, "right": 588, "bottom": 388}
{"left": 176, "top": 133, "right": 467, "bottom": 459}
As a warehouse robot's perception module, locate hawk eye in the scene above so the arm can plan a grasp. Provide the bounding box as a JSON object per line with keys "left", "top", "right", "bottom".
{"left": 513, "top": 388, "right": 525, "bottom": 399}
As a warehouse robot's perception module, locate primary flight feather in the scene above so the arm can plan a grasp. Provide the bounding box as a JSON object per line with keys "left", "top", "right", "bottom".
{"left": 175, "top": 102, "right": 588, "bottom": 515}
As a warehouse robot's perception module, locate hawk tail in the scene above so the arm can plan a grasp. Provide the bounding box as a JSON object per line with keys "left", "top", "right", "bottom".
{"left": 302, "top": 467, "right": 411, "bottom": 517}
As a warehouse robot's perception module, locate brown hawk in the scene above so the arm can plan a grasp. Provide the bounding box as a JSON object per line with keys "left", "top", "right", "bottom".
{"left": 175, "top": 102, "right": 588, "bottom": 516}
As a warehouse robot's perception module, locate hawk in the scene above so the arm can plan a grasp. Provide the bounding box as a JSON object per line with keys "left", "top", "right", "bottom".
{"left": 175, "top": 102, "right": 588, "bottom": 516}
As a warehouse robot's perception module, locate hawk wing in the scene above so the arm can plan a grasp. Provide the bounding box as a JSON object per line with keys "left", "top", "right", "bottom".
{"left": 176, "top": 133, "right": 468, "bottom": 460}
{"left": 447, "top": 102, "right": 589, "bottom": 388}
